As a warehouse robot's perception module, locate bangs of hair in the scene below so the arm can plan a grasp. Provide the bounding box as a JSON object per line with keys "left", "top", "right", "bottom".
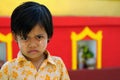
{"left": 11, "top": 2, "right": 53, "bottom": 38}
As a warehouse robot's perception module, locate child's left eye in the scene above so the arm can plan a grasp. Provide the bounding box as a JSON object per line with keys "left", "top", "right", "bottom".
{"left": 36, "top": 35, "right": 43, "bottom": 40}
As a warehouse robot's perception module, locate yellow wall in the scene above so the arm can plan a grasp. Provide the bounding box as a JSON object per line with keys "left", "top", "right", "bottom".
{"left": 0, "top": 0, "right": 120, "bottom": 17}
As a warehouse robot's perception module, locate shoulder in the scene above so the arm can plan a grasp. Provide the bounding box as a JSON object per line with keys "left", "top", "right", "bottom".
{"left": 51, "top": 56, "right": 62, "bottom": 61}
{"left": 50, "top": 56, "right": 68, "bottom": 73}
{"left": 7, "top": 58, "right": 17, "bottom": 64}
{"left": 51, "top": 56, "right": 65, "bottom": 65}
{"left": 1, "top": 58, "right": 17, "bottom": 70}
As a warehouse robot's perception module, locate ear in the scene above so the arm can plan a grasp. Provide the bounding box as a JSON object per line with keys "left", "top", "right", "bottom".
{"left": 47, "top": 39, "right": 50, "bottom": 43}
{"left": 47, "top": 37, "right": 51, "bottom": 43}
{"left": 12, "top": 33, "right": 18, "bottom": 42}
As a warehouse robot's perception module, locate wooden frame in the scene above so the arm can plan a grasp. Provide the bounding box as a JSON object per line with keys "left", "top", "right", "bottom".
{"left": 0, "top": 33, "right": 12, "bottom": 61}
{"left": 71, "top": 27, "right": 102, "bottom": 70}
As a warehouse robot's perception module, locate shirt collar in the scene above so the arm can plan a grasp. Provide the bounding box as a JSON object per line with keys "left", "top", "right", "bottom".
{"left": 17, "top": 50, "right": 56, "bottom": 65}
{"left": 44, "top": 50, "right": 56, "bottom": 65}
{"left": 17, "top": 51, "right": 27, "bottom": 63}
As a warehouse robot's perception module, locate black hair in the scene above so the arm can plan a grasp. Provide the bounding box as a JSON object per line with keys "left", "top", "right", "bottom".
{"left": 11, "top": 1, "right": 53, "bottom": 39}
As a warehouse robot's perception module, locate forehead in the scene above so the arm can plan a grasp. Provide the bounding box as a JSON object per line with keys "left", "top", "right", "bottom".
{"left": 27, "top": 24, "right": 46, "bottom": 36}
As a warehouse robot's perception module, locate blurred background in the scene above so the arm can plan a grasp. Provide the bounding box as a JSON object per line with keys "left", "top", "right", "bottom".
{"left": 0, "top": 0, "right": 120, "bottom": 80}
{"left": 0, "top": 0, "right": 120, "bottom": 16}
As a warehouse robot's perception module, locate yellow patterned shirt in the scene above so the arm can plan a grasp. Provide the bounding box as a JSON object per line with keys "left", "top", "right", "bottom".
{"left": 0, "top": 51, "right": 70, "bottom": 80}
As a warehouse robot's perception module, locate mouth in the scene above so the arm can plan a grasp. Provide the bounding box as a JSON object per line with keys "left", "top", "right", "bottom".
{"left": 27, "top": 50, "right": 39, "bottom": 54}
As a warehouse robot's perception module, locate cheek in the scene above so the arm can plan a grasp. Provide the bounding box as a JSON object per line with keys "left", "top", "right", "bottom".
{"left": 18, "top": 42, "right": 21, "bottom": 49}
{"left": 39, "top": 40, "right": 47, "bottom": 49}
{"left": 18, "top": 41, "right": 26, "bottom": 50}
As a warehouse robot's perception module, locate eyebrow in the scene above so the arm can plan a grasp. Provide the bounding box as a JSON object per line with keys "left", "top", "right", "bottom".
{"left": 36, "top": 34, "right": 44, "bottom": 36}
{"left": 27, "top": 33, "right": 44, "bottom": 37}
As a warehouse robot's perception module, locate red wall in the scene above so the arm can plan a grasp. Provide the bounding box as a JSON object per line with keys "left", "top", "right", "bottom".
{"left": 0, "top": 17, "right": 120, "bottom": 70}
{"left": 69, "top": 68, "right": 120, "bottom": 80}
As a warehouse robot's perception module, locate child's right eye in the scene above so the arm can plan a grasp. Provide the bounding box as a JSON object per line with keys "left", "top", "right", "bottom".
{"left": 21, "top": 36, "right": 28, "bottom": 40}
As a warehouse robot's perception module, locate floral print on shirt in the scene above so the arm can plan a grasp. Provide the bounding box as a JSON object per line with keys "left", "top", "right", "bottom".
{"left": 0, "top": 51, "right": 70, "bottom": 80}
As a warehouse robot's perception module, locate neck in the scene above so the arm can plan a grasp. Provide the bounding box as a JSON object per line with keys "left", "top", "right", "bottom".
{"left": 27, "top": 54, "right": 45, "bottom": 62}
{"left": 25, "top": 54, "right": 46, "bottom": 71}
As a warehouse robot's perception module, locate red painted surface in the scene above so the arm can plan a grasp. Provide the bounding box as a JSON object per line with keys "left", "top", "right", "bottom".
{"left": 69, "top": 68, "right": 120, "bottom": 80}
{"left": 0, "top": 17, "right": 120, "bottom": 70}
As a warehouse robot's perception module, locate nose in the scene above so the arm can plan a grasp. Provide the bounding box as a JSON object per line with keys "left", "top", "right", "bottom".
{"left": 28, "top": 38, "right": 38, "bottom": 48}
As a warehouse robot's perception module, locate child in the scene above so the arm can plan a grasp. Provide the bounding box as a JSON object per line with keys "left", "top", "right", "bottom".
{"left": 1, "top": 1, "right": 70, "bottom": 80}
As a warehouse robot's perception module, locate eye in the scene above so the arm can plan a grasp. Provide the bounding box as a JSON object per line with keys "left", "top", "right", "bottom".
{"left": 36, "top": 35, "right": 43, "bottom": 40}
{"left": 21, "top": 36, "right": 28, "bottom": 40}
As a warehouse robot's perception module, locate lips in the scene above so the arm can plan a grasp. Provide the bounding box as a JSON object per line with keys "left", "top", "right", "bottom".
{"left": 27, "top": 50, "right": 39, "bottom": 54}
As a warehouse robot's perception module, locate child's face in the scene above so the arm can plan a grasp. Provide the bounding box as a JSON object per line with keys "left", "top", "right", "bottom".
{"left": 16, "top": 24, "right": 48, "bottom": 59}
